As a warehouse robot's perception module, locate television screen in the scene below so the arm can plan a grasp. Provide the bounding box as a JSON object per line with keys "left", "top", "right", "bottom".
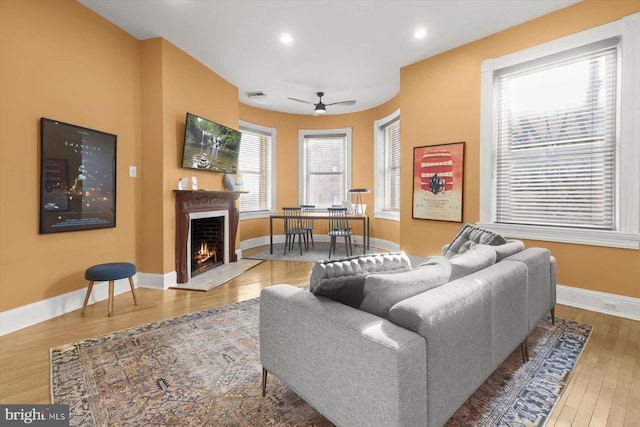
{"left": 40, "top": 118, "right": 117, "bottom": 234}
{"left": 182, "top": 112, "right": 240, "bottom": 174}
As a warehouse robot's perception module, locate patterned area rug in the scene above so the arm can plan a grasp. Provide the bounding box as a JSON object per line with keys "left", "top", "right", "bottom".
{"left": 51, "top": 298, "right": 591, "bottom": 426}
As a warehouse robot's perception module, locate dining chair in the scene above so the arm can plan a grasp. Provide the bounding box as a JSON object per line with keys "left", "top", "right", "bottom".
{"left": 299, "top": 205, "right": 315, "bottom": 248}
{"left": 282, "top": 207, "right": 307, "bottom": 255}
{"left": 327, "top": 207, "right": 353, "bottom": 258}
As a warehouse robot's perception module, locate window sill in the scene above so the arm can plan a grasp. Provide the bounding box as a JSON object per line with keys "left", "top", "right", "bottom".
{"left": 374, "top": 210, "right": 400, "bottom": 222}
{"left": 240, "top": 210, "right": 277, "bottom": 221}
{"left": 476, "top": 222, "right": 640, "bottom": 250}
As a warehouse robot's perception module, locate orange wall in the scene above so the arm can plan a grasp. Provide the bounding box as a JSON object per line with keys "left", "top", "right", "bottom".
{"left": 0, "top": 0, "right": 141, "bottom": 311}
{"left": 399, "top": 0, "right": 640, "bottom": 298}
{"left": 238, "top": 98, "right": 401, "bottom": 243}
{"left": 138, "top": 37, "right": 239, "bottom": 275}
{"left": 1, "top": 0, "right": 638, "bottom": 315}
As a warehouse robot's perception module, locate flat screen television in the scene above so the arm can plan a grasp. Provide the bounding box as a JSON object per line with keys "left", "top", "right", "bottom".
{"left": 40, "top": 118, "right": 117, "bottom": 234}
{"left": 181, "top": 112, "right": 241, "bottom": 174}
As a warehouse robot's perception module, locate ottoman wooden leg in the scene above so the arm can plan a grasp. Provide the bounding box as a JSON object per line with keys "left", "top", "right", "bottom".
{"left": 128, "top": 276, "right": 138, "bottom": 306}
{"left": 108, "top": 280, "right": 115, "bottom": 317}
{"left": 81, "top": 281, "right": 95, "bottom": 315}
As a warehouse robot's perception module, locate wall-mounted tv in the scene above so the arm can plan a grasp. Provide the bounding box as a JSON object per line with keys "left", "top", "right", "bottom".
{"left": 182, "top": 112, "right": 241, "bottom": 174}
{"left": 40, "top": 118, "right": 117, "bottom": 234}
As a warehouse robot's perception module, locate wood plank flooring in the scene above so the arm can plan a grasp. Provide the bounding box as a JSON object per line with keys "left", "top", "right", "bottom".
{"left": 0, "top": 255, "right": 638, "bottom": 426}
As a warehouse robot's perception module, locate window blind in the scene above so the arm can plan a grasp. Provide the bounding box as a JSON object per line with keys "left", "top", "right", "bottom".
{"left": 382, "top": 118, "right": 400, "bottom": 211}
{"left": 302, "top": 133, "right": 347, "bottom": 207}
{"left": 238, "top": 128, "right": 270, "bottom": 212}
{"left": 495, "top": 44, "right": 617, "bottom": 230}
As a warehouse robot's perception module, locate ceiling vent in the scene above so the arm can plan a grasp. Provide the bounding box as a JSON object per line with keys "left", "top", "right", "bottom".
{"left": 246, "top": 91, "right": 266, "bottom": 98}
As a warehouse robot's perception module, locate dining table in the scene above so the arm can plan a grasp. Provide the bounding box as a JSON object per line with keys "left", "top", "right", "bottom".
{"left": 269, "top": 210, "right": 370, "bottom": 254}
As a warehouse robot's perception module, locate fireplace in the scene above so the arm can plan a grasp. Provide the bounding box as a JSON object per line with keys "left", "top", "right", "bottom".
{"left": 188, "top": 212, "right": 228, "bottom": 279}
{"left": 174, "top": 190, "right": 245, "bottom": 283}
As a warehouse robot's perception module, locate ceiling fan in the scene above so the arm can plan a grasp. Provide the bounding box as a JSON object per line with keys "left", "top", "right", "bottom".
{"left": 287, "top": 92, "right": 356, "bottom": 114}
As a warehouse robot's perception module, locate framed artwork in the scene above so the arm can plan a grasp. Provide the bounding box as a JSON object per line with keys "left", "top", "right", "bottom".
{"left": 412, "top": 142, "right": 464, "bottom": 222}
{"left": 40, "top": 118, "right": 117, "bottom": 234}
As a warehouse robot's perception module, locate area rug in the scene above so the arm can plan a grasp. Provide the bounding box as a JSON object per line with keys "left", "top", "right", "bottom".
{"left": 51, "top": 298, "right": 591, "bottom": 426}
{"left": 247, "top": 242, "right": 376, "bottom": 262}
{"left": 170, "top": 259, "right": 263, "bottom": 291}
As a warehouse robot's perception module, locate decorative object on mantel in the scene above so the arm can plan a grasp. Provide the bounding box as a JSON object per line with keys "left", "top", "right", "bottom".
{"left": 223, "top": 173, "right": 235, "bottom": 191}
{"left": 191, "top": 176, "right": 198, "bottom": 190}
{"left": 178, "top": 177, "right": 189, "bottom": 190}
{"left": 50, "top": 298, "right": 591, "bottom": 427}
{"left": 347, "top": 188, "right": 370, "bottom": 215}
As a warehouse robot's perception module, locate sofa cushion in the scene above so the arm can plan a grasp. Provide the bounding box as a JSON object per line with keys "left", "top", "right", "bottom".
{"left": 449, "top": 244, "right": 498, "bottom": 281}
{"left": 310, "top": 252, "right": 412, "bottom": 307}
{"left": 360, "top": 256, "right": 451, "bottom": 318}
{"left": 442, "top": 223, "right": 507, "bottom": 259}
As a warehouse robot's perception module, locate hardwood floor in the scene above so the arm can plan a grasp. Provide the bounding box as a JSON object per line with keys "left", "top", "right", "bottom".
{"left": 1, "top": 255, "right": 638, "bottom": 426}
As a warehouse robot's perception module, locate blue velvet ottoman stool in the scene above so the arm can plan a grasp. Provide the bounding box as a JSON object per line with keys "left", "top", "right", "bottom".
{"left": 81, "top": 262, "right": 138, "bottom": 316}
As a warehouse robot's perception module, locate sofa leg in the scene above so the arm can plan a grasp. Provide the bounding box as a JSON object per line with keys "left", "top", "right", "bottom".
{"left": 262, "top": 368, "right": 268, "bottom": 397}
{"left": 551, "top": 307, "right": 555, "bottom": 325}
{"left": 520, "top": 339, "right": 529, "bottom": 363}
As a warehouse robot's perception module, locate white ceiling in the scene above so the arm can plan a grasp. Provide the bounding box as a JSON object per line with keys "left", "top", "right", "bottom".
{"left": 78, "top": 0, "right": 580, "bottom": 115}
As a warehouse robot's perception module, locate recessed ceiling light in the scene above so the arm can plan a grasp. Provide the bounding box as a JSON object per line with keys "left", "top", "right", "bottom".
{"left": 414, "top": 28, "right": 427, "bottom": 39}
{"left": 280, "top": 33, "right": 293, "bottom": 45}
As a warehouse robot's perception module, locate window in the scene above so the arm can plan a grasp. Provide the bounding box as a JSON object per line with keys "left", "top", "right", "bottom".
{"left": 298, "top": 128, "right": 352, "bottom": 208}
{"left": 479, "top": 13, "right": 640, "bottom": 249}
{"left": 374, "top": 109, "right": 400, "bottom": 220}
{"left": 238, "top": 121, "right": 275, "bottom": 218}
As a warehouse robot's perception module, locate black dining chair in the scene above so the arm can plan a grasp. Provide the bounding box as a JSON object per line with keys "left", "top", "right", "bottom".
{"left": 327, "top": 207, "right": 353, "bottom": 258}
{"left": 282, "top": 207, "right": 307, "bottom": 255}
{"left": 299, "top": 205, "right": 315, "bottom": 248}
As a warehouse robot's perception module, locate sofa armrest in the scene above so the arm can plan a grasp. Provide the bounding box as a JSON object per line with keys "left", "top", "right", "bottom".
{"left": 504, "top": 248, "right": 555, "bottom": 328}
{"left": 387, "top": 260, "right": 528, "bottom": 427}
{"left": 388, "top": 276, "right": 493, "bottom": 427}
{"left": 260, "top": 284, "right": 427, "bottom": 427}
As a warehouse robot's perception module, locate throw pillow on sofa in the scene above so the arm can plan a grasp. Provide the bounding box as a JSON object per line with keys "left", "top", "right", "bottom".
{"left": 360, "top": 256, "right": 451, "bottom": 318}
{"left": 449, "top": 244, "right": 498, "bottom": 281}
{"left": 310, "top": 252, "right": 412, "bottom": 307}
{"left": 442, "top": 223, "right": 507, "bottom": 258}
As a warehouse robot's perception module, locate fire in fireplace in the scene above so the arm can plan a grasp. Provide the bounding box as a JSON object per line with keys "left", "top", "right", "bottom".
{"left": 189, "top": 215, "right": 225, "bottom": 278}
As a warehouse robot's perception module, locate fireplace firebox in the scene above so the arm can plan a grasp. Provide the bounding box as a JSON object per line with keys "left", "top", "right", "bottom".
{"left": 190, "top": 215, "right": 225, "bottom": 278}
{"left": 174, "top": 190, "right": 246, "bottom": 283}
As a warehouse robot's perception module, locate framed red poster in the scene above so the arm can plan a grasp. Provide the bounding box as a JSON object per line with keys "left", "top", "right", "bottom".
{"left": 412, "top": 142, "right": 464, "bottom": 222}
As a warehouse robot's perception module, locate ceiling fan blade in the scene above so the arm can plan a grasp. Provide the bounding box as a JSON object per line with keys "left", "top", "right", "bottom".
{"left": 287, "top": 97, "right": 315, "bottom": 105}
{"left": 326, "top": 100, "right": 356, "bottom": 106}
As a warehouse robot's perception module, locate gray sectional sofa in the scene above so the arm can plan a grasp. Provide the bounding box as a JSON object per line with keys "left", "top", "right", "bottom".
{"left": 259, "top": 224, "right": 556, "bottom": 427}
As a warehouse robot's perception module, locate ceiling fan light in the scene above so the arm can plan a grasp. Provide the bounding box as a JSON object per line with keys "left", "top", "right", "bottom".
{"left": 315, "top": 104, "right": 326, "bottom": 113}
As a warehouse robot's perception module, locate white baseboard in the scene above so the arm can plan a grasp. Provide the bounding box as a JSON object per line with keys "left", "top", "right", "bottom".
{"left": 240, "top": 235, "right": 395, "bottom": 251}
{"left": 3, "top": 270, "right": 638, "bottom": 337}
{"left": 138, "top": 271, "right": 175, "bottom": 290}
{"left": 556, "top": 284, "right": 640, "bottom": 321}
{"left": 0, "top": 275, "right": 140, "bottom": 336}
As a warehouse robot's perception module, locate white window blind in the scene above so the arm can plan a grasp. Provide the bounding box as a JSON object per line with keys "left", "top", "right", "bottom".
{"left": 382, "top": 117, "right": 400, "bottom": 211}
{"left": 238, "top": 126, "right": 271, "bottom": 212}
{"left": 495, "top": 43, "right": 617, "bottom": 230}
{"left": 299, "top": 130, "right": 351, "bottom": 208}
